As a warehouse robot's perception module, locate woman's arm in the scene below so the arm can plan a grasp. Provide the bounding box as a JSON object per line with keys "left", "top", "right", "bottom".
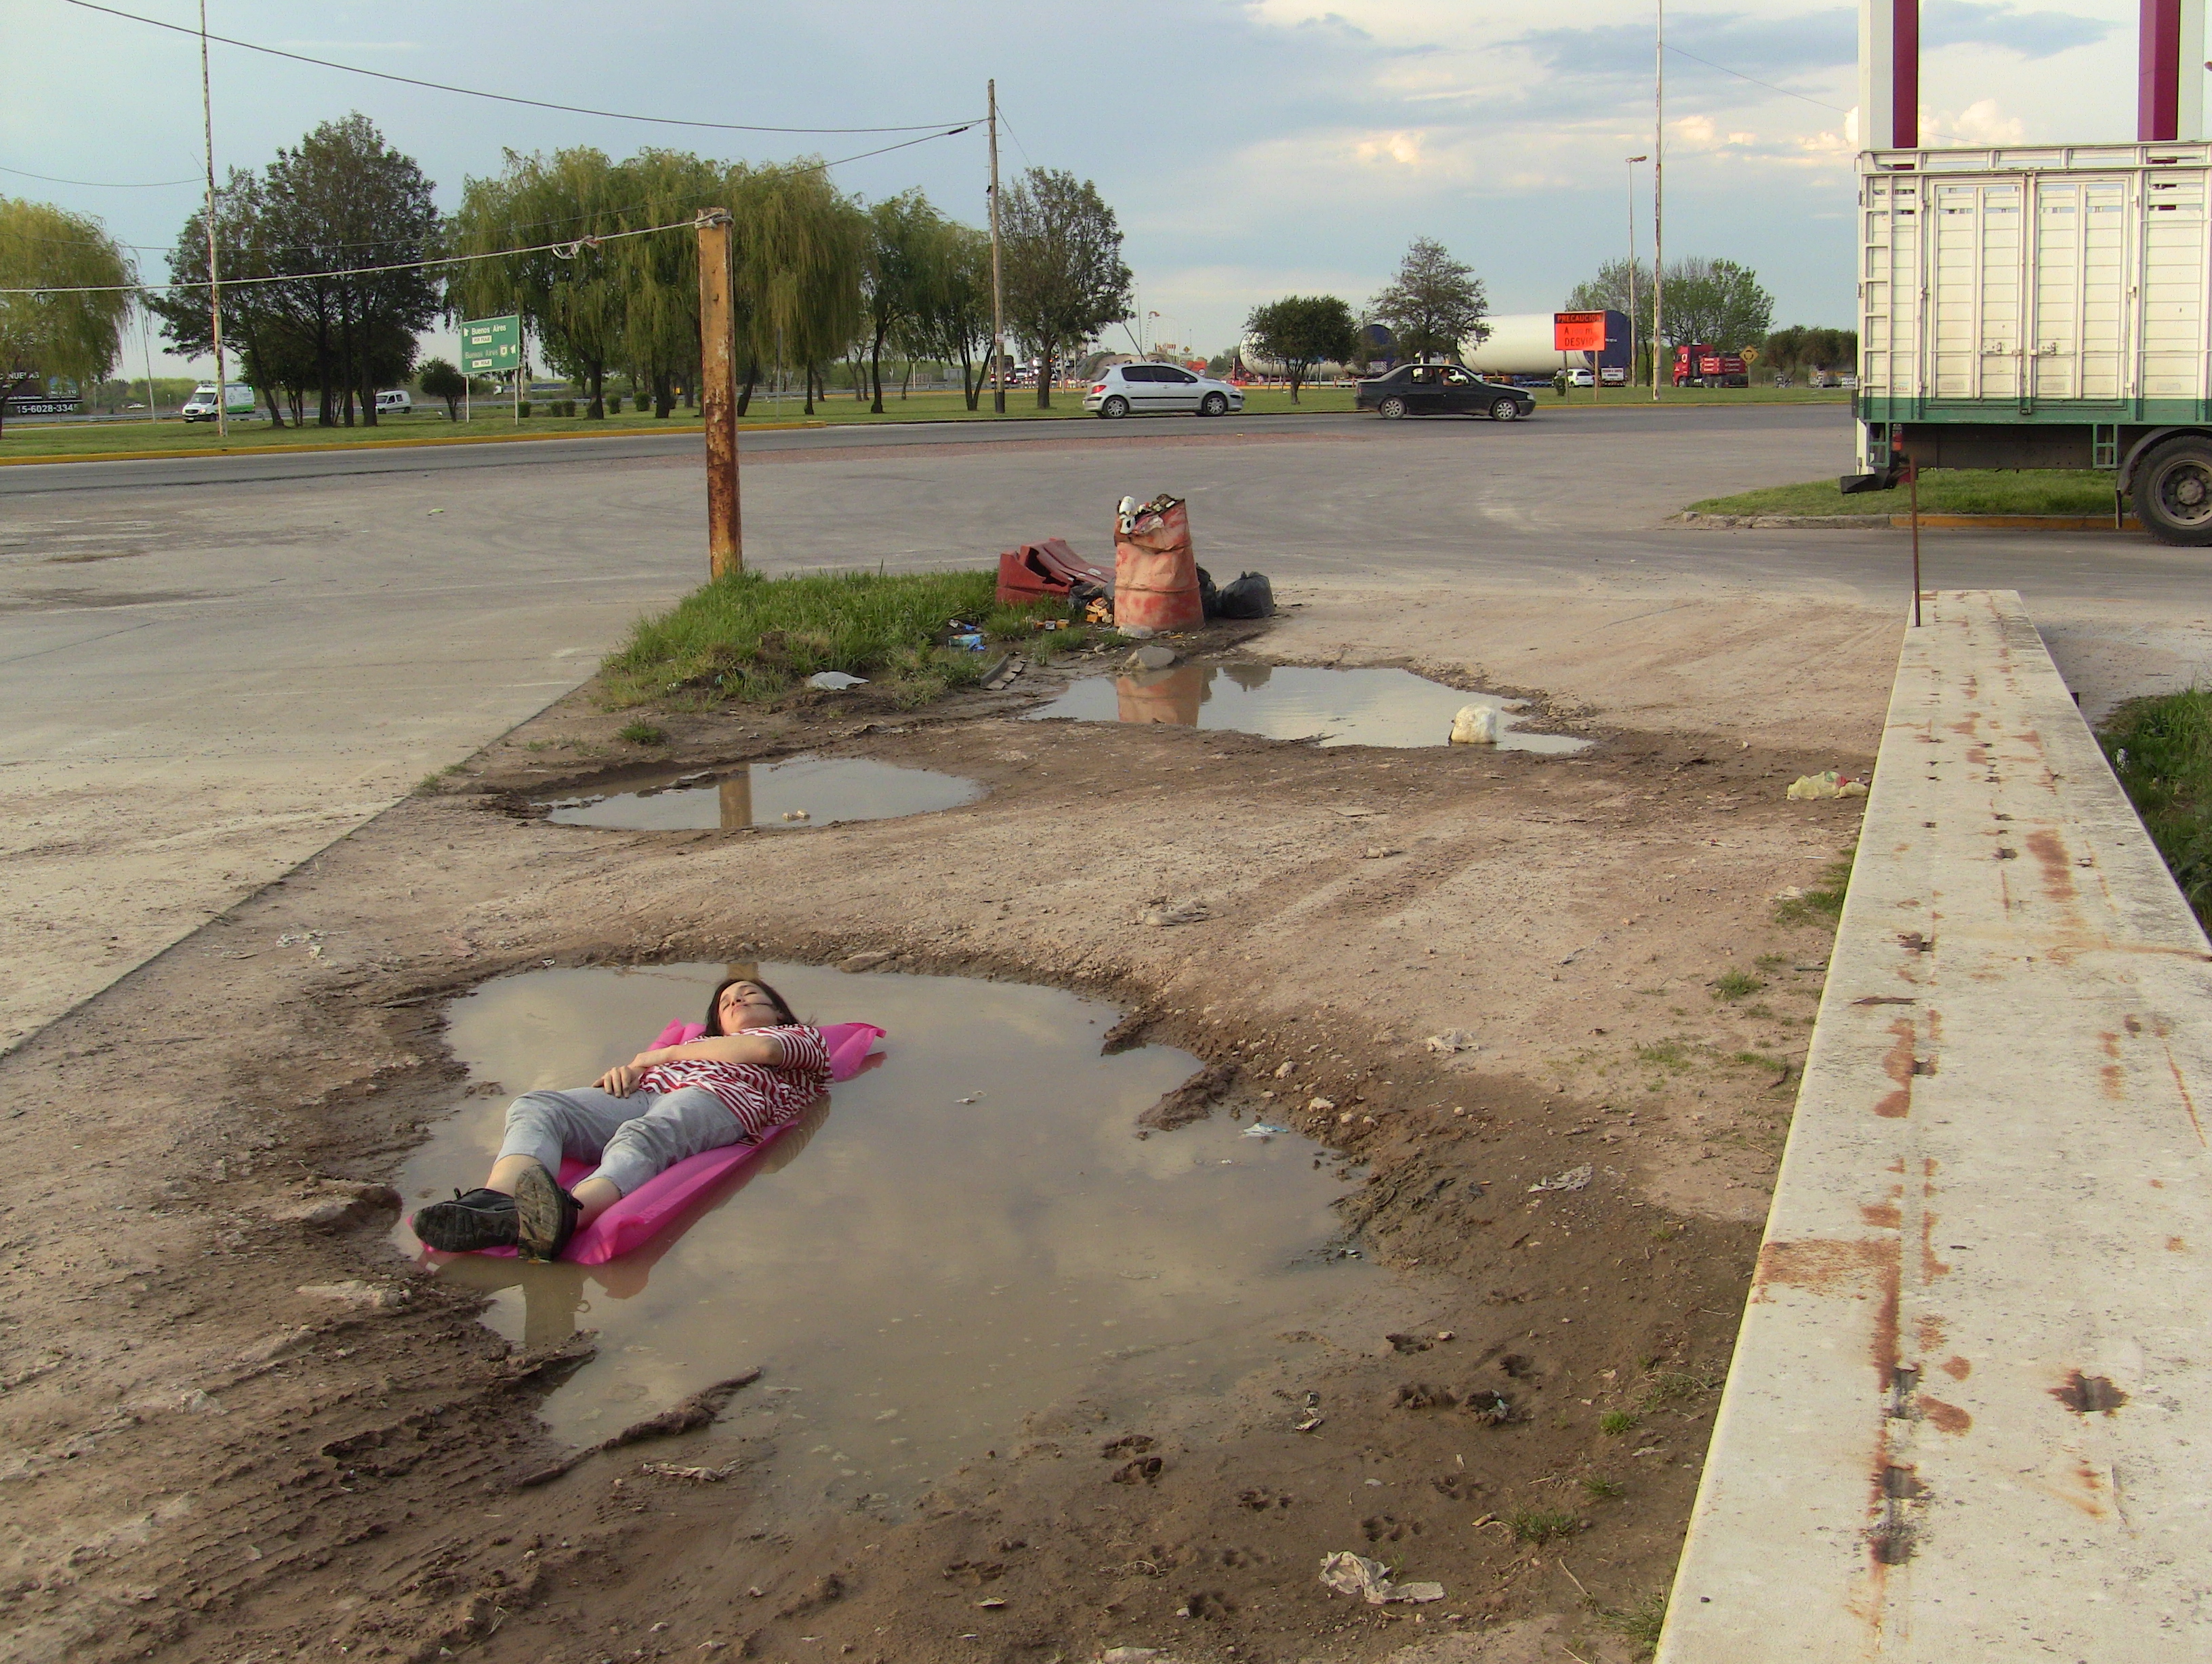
{"left": 642, "top": 1033, "right": 786, "bottom": 1067}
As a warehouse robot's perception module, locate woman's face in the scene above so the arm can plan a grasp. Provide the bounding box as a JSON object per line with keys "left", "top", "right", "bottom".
{"left": 718, "top": 982, "right": 782, "bottom": 1029}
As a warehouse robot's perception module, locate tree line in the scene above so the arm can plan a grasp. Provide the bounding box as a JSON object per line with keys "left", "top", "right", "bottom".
{"left": 1, "top": 112, "right": 1137, "bottom": 430}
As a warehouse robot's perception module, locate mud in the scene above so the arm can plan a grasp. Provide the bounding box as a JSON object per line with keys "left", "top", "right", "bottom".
{"left": 0, "top": 615, "right": 1881, "bottom": 1664}
{"left": 1028, "top": 663, "right": 1591, "bottom": 753}
{"left": 541, "top": 756, "right": 983, "bottom": 831}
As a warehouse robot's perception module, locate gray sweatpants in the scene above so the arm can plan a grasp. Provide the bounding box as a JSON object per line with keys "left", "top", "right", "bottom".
{"left": 497, "top": 1085, "right": 750, "bottom": 1197}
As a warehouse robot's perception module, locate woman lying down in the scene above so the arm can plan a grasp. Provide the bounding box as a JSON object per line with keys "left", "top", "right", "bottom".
{"left": 413, "top": 976, "right": 830, "bottom": 1261}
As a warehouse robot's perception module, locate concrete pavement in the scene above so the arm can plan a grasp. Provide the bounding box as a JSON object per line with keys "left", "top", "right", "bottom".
{"left": 3, "top": 406, "right": 2207, "bottom": 1052}
{"left": 1658, "top": 591, "right": 2212, "bottom": 1660}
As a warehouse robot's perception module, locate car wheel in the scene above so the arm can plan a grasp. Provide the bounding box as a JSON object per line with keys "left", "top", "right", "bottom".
{"left": 2132, "top": 436, "right": 2212, "bottom": 545}
{"left": 1099, "top": 396, "right": 1129, "bottom": 419}
{"left": 1490, "top": 398, "right": 1521, "bottom": 422}
{"left": 1378, "top": 395, "right": 1408, "bottom": 419}
{"left": 1200, "top": 391, "right": 1228, "bottom": 417}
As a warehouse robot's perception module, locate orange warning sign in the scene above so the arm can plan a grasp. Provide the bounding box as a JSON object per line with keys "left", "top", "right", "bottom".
{"left": 1553, "top": 312, "right": 1608, "bottom": 353}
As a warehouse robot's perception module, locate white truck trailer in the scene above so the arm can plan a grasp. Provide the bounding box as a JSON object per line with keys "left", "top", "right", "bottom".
{"left": 1855, "top": 140, "right": 2212, "bottom": 542}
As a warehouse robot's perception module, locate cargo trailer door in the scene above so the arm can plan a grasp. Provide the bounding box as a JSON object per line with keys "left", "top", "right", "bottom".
{"left": 2028, "top": 175, "right": 2131, "bottom": 407}
{"left": 1927, "top": 179, "right": 2025, "bottom": 404}
{"left": 2137, "top": 167, "right": 2209, "bottom": 411}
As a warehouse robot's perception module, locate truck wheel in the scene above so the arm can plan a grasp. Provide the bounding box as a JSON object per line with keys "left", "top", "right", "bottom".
{"left": 1378, "top": 395, "right": 1408, "bottom": 419}
{"left": 2133, "top": 437, "right": 2212, "bottom": 545}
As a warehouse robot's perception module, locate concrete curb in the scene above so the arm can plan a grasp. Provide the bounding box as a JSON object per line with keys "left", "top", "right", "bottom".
{"left": 1675, "top": 509, "right": 2139, "bottom": 531}
{"left": 1656, "top": 590, "right": 2212, "bottom": 1660}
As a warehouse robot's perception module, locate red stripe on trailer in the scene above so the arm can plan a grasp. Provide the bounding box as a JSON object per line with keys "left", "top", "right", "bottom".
{"left": 1892, "top": 0, "right": 1919, "bottom": 148}
{"left": 2140, "top": 0, "right": 2184, "bottom": 141}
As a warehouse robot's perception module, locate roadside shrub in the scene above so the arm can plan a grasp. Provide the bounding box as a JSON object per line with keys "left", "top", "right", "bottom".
{"left": 2102, "top": 688, "right": 2212, "bottom": 930}
{"left": 518, "top": 400, "right": 533, "bottom": 418}
{"left": 607, "top": 394, "right": 622, "bottom": 414}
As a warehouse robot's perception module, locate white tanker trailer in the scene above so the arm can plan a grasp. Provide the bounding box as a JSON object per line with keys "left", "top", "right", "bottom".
{"left": 1459, "top": 311, "right": 1631, "bottom": 380}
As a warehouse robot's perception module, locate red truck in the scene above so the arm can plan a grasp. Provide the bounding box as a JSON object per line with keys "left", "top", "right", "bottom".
{"left": 1672, "top": 344, "right": 1749, "bottom": 388}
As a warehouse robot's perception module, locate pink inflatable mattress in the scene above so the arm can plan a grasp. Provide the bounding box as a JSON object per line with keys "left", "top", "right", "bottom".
{"left": 442, "top": 1020, "right": 883, "bottom": 1265}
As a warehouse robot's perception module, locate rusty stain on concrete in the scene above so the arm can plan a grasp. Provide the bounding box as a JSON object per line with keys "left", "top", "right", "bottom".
{"left": 2050, "top": 1371, "right": 2129, "bottom": 1415}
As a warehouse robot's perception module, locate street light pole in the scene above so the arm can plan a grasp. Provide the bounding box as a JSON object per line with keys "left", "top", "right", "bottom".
{"left": 987, "top": 79, "right": 1006, "bottom": 415}
{"left": 1625, "top": 155, "right": 1647, "bottom": 387}
{"left": 198, "top": 0, "right": 227, "bottom": 438}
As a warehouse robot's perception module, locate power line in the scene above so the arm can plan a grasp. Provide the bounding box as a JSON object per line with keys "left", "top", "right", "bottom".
{"left": 0, "top": 214, "right": 702, "bottom": 296}
{"left": 1, "top": 161, "right": 200, "bottom": 188}
{"left": 64, "top": 0, "right": 982, "bottom": 136}
{"left": 1664, "top": 43, "right": 1979, "bottom": 147}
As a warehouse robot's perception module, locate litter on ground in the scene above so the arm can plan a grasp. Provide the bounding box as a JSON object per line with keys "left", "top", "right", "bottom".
{"left": 1528, "top": 1163, "right": 1594, "bottom": 1194}
{"left": 1317, "top": 1550, "right": 1445, "bottom": 1605}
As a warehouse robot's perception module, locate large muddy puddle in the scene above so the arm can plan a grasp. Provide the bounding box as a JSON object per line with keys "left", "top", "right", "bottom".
{"left": 1027, "top": 662, "right": 1590, "bottom": 751}
{"left": 395, "top": 963, "right": 1366, "bottom": 1507}
{"left": 539, "top": 756, "right": 983, "bottom": 831}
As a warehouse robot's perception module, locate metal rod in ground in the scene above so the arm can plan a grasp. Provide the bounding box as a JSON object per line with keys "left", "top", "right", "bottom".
{"left": 695, "top": 208, "right": 741, "bottom": 580}
{"left": 1910, "top": 459, "right": 1921, "bottom": 627}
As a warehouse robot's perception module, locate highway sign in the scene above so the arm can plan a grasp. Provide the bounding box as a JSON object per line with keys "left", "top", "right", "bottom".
{"left": 460, "top": 314, "right": 521, "bottom": 375}
{"left": 1553, "top": 312, "right": 1608, "bottom": 353}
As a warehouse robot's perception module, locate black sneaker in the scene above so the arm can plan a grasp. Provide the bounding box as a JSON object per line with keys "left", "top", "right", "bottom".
{"left": 512, "top": 1161, "right": 580, "bottom": 1262}
{"left": 413, "top": 1187, "right": 518, "bottom": 1252}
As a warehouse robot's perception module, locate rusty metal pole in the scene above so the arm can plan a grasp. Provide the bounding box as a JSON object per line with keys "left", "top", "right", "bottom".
{"left": 1909, "top": 459, "right": 1922, "bottom": 627}
{"left": 696, "top": 209, "right": 741, "bottom": 579}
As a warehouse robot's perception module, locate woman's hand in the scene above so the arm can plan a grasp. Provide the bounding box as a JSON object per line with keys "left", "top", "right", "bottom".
{"left": 595, "top": 1051, "right": 659, "bottom": 1096}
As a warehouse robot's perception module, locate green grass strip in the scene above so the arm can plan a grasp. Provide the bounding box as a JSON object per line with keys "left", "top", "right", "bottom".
{"left": 600, "top": 566, "right": 1093, "bottom": 711}
{"left": 2102, "top": 688, "right": 2212, "bottom": 932}
{"left": 1687, "top": 468, "right": 2117, "bottom": 519}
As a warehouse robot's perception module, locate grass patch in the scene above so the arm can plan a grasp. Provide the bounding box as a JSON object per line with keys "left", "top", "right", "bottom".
{"left": 1595, "top": 1589, "right": 1672, "bottom": 1655}
{"left": 600, "top": 567, "right": 1084, "bottom": 709}
{"left": 1640, "top": 1368, "right": 1722, "bottom": 1410}
{"left": 1686, "top": 467, "right": 2116, "bottom": 519}
{"left": 1506, "top": 1507, "right": 1584, "bottom": 1545}
{"left": 1633, "top": 1039, "right": 1694, "bottom": 1071}
{"left": 1729, "top": 1049, "right": 1790, "bottom": 1073}
{"left": 617, "top": 720, "right": 668, "bottom": 745}
{"left": 1711, "top": 968, "right": 1764, "bottom": 1001}
{"left": 1597, "top": 1410, "right": 1640, "bottom": 1436}
{"left": 1580, "top": 1474, "right": 1626, "bottom": 1500}
{"left": 2102, "top": 688, "right": 2212, "bottom": 932}
{"left": 1774, "top": 852, "right": 1853, "bottom": 928}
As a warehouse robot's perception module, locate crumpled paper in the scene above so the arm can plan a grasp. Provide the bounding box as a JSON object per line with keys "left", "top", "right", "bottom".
{"left": 1786, "top": 770, "right": 1868, "bottom": 801}
{"left": 1317, "top": 1550, "right": 1445, "bottom": 1605}
{"left": 1528, "top": 1163, "right": 1594, "bottom": 1194}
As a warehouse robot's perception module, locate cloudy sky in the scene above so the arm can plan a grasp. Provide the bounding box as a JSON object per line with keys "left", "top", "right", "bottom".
{"left": 0, "top": 0, "right": 2166, "bottom": 374}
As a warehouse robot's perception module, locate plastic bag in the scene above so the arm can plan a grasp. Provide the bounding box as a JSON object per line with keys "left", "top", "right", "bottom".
{"left": 1216, "top": 571, "right": 1274, "bottom": 619}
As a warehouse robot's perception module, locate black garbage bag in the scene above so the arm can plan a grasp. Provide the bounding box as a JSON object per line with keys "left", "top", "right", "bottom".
{"left": 1216, "top": 571, "right": 1274, "bottom": 619}
{"left": 1196, "top": 565, "right": 1219, "bottom": 620}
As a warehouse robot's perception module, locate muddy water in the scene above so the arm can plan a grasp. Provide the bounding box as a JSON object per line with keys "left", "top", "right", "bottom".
{"left": 395, "top": 963, "right": 1366, "bottom": 1507}
{"left": 1028, "top": 662, "right": 1591, "bottom": 751}
{"left": 539, "top": 756, "right": 983, "bottom": 831}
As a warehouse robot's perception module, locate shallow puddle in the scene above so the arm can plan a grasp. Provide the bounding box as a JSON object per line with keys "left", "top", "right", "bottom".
{"left": 1027, "top": 662, "right": 1590, "bottom": 751}
{"left": 539, "top": 755, "right": 983, "bottom": 831}
{"left": 395, "top": 963, "right": 1365, "bottom": 1508}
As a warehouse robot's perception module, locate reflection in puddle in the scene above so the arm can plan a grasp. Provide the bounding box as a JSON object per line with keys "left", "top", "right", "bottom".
{"left": 539, "top": 756, "right": 983, "bottom": 831}
{"left": 1028, "top": 663, "right": 1591, "bottom": 752}
{"left": 396, "top": 963, "right": 1364, "bottom": 1508}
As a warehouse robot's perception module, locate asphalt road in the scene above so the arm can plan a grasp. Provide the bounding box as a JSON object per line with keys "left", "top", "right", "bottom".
{"left": 3, "top": 402, "right": 2206, "bottom": 1052}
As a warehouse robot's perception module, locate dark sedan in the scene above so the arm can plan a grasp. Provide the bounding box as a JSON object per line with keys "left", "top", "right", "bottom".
{"left": 1354, "top": 364, "right": 1536, "bottom": 421}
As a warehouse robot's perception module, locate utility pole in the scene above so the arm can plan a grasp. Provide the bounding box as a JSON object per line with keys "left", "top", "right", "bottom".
{"left": 1652, "top": 0, "right": 1664, "bottom": 402}
{"left": 1626, "top": 156, "right": 1647, "bottom": 388}
{"left": 987, "top": 79, "right": 1006, "bottom": 415}
{"left": 696, "top": 209, "right": 741, "bottom": 579}
{"left": 199, "top": 0, "right": 227, "bottom": 438}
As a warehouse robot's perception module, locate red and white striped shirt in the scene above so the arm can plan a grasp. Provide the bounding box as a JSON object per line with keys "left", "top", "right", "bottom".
{"left": 636, "top": 1024, "right": 831, "bottom": 1142}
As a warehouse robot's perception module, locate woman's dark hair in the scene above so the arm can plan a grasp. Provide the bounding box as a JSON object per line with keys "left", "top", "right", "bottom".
{"left": 702, "top": 975, "right": 798, "bottom": 1036}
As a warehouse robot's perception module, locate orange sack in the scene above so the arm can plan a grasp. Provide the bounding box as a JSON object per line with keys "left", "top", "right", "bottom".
{"left": 1112, "top": 494, "right": 1204, "bottom": 633}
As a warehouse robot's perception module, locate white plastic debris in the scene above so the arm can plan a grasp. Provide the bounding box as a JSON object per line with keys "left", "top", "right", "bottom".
{"left": 806, "top": 671, "right": 868, "bottom": 690}
{"left": 1244, "top": 1123, "right": 1292, "bottom": 1138}
{"left": 781, "top": 808, "right": 811, "bottom": 822}
{"left": 1528, "top": 1164, "right": 1595, "bottom": 1194}
{"left": 1425, "top": 1030, "right": 1479, "bottom": 1055}
{"left": 1140, "top": 900, "right": 1210, "bottom": 927}
{"left": 1449, "top": 704, "right": 1501, "bottom": 745}
{"left": 1317, "top": 1551, "right": 1445, "bottom": 1605}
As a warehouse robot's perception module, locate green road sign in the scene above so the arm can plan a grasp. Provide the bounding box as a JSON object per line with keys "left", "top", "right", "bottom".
{"left": 460, "top": 314, "right": 521, "bottom": 375}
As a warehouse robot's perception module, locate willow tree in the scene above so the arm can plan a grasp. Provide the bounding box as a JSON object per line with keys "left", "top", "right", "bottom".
{"left": 611, "top": 148, "right": 732, "bottom": 417}
{"left": 449, "top": 147, "right": 630, "bottom": 417}
{"left": 859, "top": 190, "right": 945, "bottom": 413}
{"left": 0, "top": 198, "right": 134, "bottom": 436}
{"left": 900, "top": 220, "right": 991, "bottom": 409}
{"left": 737, "top": 163, "right": 863, "bottom": 416}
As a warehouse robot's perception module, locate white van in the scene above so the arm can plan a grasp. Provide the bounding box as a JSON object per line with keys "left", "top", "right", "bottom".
{"left": 180, "top": 381, "right": 256, "bottom": 422}
{"left": 374, "top": 388, "right": 413, "bottom": 415}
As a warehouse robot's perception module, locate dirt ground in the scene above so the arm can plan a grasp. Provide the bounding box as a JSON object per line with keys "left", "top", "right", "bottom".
{"left": 0, "top": 591, "right": 1893, "bottom": 1664}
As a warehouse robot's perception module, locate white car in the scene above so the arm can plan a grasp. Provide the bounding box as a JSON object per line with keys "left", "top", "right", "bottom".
{"left": 1083, "top": 362, "right": 1244, "bottom": 419}
{"left": 1566, "top": 367, "right": 1595, "bottom": 388}
{"left": 375, "top": 388, "right": 413, "bottom": 415}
